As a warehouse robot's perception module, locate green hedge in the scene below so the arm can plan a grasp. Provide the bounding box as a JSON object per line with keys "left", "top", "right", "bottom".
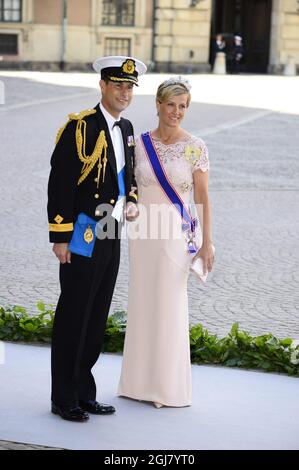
{"left": 1, "top": 303, "right": 298, "bottom": 376}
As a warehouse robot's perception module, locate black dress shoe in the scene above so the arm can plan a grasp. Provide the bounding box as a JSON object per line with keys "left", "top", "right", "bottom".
{"left": 51, "top": 402, "right": 89, "bottom": 422}
{"left": 79, "top": 400, "right": 115, "bottom": 415}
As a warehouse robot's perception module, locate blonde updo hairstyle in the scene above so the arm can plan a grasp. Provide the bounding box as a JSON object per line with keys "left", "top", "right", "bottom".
{"left": 156, "top": 76, "right": 192, "bottom": 108}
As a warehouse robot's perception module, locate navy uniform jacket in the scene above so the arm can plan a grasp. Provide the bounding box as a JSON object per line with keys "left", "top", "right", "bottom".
{"left": 47, "top": 104, "right": 138, "bottom": 243}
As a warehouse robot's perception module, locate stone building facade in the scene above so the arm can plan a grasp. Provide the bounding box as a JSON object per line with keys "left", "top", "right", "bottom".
{"left": 0, "top": 0, "right": 298, "bottom": 73}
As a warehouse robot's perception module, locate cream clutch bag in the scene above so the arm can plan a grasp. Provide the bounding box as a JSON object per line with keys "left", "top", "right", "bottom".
{"left": 190, "top": 245, "right": 215, "bottom": 283}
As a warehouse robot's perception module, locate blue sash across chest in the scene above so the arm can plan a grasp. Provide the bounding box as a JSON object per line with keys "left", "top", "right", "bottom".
{"left": 141, "top": 132, "right": 198, "bottom": 254}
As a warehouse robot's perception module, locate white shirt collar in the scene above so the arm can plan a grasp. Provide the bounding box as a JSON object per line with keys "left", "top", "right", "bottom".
{"left": 100, "top": 102, "right": 121, "bottom": 132}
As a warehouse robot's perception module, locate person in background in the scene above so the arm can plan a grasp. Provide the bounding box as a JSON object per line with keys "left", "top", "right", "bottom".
{"left": 211, "top": 33, "right": 226, "bottom": 71}
{"left": 232, "top": 35, "right": 244, "bottom": 74}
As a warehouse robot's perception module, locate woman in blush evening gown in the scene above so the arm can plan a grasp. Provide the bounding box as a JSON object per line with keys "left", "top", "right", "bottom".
{"left": 118, "top": 76, "right": 214, "bottom": 408}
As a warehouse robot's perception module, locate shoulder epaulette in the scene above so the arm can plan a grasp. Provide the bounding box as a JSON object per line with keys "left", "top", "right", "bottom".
{"left": 68, "top": 109, "right": 97, "bottom": 121}
{"left": 54, "top": 108, "right": 107, "bottom": 187}
{"left": 55, "top": 109, "right": 96, "bottom": 145}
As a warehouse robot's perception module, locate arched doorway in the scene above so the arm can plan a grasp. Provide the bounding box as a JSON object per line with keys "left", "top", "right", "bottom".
{"left": 210, "top": 0, "right": 272, "bottom": 73}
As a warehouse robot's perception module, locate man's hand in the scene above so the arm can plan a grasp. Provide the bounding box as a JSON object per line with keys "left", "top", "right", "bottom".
{"left": 125, "top": 202, "right": 139, "bottom": 222}
{"left": 53, "top": 243, "right": 71, "bottom": 264}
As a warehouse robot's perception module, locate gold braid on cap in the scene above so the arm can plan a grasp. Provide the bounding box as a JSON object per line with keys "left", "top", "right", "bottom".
{"left": 55, "top": 109, "right": 108, "bottom": 187}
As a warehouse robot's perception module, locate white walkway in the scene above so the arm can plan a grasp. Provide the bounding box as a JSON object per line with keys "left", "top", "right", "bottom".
{"left": 0, "top": 343, "right": 298, "bottom": 450}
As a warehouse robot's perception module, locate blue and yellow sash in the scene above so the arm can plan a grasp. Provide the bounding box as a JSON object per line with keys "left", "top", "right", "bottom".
{"left": 69, "top": 212, "right": 96, "bottom": 258}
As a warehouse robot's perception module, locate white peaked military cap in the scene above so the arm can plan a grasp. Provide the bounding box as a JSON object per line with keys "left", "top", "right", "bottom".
{"left": 92, "top": 56, "right": 147, "bottom": 86}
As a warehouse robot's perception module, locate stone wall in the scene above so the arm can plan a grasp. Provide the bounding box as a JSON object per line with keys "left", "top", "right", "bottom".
{"left": 0, "top": 0, "right": 153, "bottom": 69}
{"left": 0, "top": 0, "right": 298, "bottom": 73}
{"left": 153, "top": 0, "right": 212, "bottom": 72}
{"left": 269, "top": 0, "right": 299, "bottom": 73}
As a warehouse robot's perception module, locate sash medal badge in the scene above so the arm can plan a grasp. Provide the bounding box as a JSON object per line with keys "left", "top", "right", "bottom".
{"left": 84, "top": 225, "right": 94, "bottom": 244}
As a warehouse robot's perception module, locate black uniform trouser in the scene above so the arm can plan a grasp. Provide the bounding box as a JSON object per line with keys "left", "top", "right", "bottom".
{"left": 51, "top": 235, "right": 120, "bottom": 407}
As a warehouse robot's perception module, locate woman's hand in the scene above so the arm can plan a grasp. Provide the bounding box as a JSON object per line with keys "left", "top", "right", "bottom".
{"left": 193, "top": 242, "right": 215, "bottom": 274}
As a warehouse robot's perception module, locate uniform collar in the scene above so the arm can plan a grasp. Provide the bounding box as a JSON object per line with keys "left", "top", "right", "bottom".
{"left": 100, "top": 102, "right": 121, "bottom": 132}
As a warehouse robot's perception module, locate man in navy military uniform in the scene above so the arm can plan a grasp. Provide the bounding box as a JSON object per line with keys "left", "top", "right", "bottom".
{"left": 48, "top": 56, "right": 147, "bottom": 422}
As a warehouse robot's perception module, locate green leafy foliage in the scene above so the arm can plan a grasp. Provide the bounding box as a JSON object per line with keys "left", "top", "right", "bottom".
{"left": 0, "top": 305, "right": 298, "bottom": 376}
{"left": 0, "top": 303, "right": 54, "bottom": 343}
{"left": 190, "top": 322, "right": 299, "bottom": 376}
{"left": 103, "top": 310, "right": 127, "bottom": 353}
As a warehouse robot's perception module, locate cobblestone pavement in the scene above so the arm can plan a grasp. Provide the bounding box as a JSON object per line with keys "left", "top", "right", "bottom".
{"left": 0, "top": 72, "right": 298, "bottom": 340}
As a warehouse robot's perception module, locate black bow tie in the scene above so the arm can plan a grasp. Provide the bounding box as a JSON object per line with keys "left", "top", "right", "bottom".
{"left": 113, "top": 120, "right": 122, "bottom": 129}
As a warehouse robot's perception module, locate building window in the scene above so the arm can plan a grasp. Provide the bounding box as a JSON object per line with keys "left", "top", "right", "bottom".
{"left": 0, "top": 33, "right": 18, "bottom": 54}
{"left": 102, "top": 0, "right": 135, "bottom": 26}
{"left": 0, "top": 0, "right": 22, "bottom": 22}
{"left": 104, "top": 38, "right": 131, "bottom": 56}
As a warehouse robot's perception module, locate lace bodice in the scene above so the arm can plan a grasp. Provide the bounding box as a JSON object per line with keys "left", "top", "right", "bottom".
{"left": 135, "top": 133, "right": 209, "bottom": 194}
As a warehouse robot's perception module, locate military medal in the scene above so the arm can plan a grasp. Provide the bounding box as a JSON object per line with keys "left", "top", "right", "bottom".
{"left": 127, "top": 135, "right": 135, "bottom": 147}
{"left": 84, "top": 225, "right": 94, "bottom": 244}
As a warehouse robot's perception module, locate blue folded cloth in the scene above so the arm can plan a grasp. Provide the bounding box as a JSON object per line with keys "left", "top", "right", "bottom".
{"left": 69, "top": 213, "right": 96, "bottom": 258}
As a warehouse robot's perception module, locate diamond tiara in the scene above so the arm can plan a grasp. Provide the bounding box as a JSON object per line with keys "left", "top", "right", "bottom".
{"left": 160, "top": 76, "right": 192, "bottom": 92}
